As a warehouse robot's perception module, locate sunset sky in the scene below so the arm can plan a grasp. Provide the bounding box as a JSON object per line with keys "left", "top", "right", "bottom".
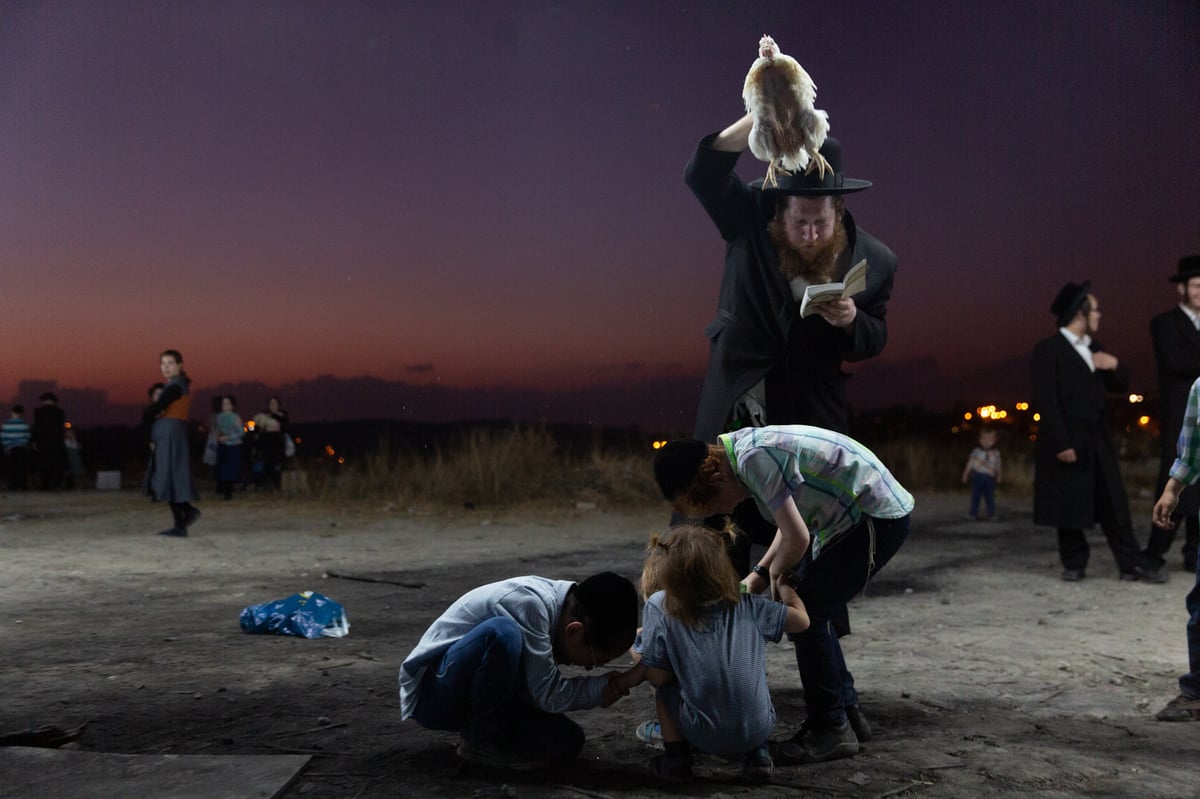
{"left": 2, "top": 2, "right": 1198, "bottom": 419}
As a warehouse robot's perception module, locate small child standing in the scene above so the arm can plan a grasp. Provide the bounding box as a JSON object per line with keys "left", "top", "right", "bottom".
{"left": 962, "top": 426, "right": 1002, "bottom": 520}
{"left": 633, "top": 524, "right": 809, "bottom": 782}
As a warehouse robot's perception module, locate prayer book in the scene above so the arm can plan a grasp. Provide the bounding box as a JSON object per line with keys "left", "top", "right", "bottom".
{"left": 799, "top": 259, "right": 868, "bottom": 318}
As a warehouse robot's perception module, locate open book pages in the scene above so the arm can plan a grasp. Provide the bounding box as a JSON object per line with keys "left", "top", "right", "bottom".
{"left": 798, "top": 259, "right": 868, "bottom": 318}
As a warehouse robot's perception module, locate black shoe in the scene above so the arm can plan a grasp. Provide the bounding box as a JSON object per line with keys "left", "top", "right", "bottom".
{"left": 846, "top": 705, "right": 872, "bottom": 742}
{"left": 740, "top": 744, "right": 773, "bottom": 782}
{"left": 157, "top": 527, "right": 187, "bottom": 537}
{"left": 1134, "top": 564, "right": 1167, "bottom": 584}
{"left": 181, "top": 506, "right": 202, "bottom": 528}
{"left": 455, "top": 737, "right": 549, "bottom": 771}
{"left": 1155, "top": 694, "right": 1200, "bottom": 722}
{"left": 1061, "top": 569, "right": 1085, "bottom": 582}
{"left": 1119, "top": 571, "right": 1141, "bottom": 582}
{"left": 1185, "top": 557, "right": 1198, "bottom": 574}
{"left": 774, "top": 720, "right": 859, "bottom": 765}
{"left": 648, "top": 751, "right": 694, "bottom": 783}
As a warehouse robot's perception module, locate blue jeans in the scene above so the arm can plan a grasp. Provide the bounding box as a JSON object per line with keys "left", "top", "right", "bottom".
{"left": 970, "top": 472, "right": 996, "bottom": 518}
{"left": 1181, "top": 540, "right": 1200, "bottom": 699}
{"left": 410, "top": 617, "right": 585, "bottom": 761}
{"left": 789, "top": 515, "right": 911, "bottom": 729}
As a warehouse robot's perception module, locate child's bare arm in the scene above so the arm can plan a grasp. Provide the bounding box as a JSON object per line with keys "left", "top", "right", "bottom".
{"left": 642, "top": 664, "right": 675, "bottom": 689}
{"left": 617, "top": 661, "right": 647, "bottom": 691}
{"left": 776, "top": 580, "right": 810, "bottom": 634}
{"left": 602, "top": 661, "right": 643, "bottom": 707}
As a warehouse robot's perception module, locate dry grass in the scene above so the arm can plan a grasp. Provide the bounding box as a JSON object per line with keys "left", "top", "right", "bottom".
{"left": 289, "top": 425, "right": 1160, "bottom": 511}
{"left": 302, "top": 426, "right": 662, "bottom": 510}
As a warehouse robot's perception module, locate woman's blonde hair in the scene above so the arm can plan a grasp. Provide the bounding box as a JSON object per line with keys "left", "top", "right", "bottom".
{"left": 670, "top": 445, "right": 728, "bottom": 518}
{"left": 643, "top": 524, "right": 741, "bottom": 628}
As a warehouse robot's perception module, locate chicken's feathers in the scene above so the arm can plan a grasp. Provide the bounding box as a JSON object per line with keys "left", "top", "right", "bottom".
{"left": 742, "top": 35, "right": 829, "bottom": 180}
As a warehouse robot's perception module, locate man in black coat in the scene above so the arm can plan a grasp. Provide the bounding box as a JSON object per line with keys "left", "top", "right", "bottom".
{"left": 1032, "top": 282, "right": 1146, "bottom": 582}
{"left": 31, "top": 392, "right": 67, "bottom": 491}
{"left": 683, "top": 114, "right": 897, "bottom": 761}
{"left": 1141, "top": 255, "right": 1200, "bottom": 579}
{"left": 686, "top": 114, "right": 895, "bottom": 447}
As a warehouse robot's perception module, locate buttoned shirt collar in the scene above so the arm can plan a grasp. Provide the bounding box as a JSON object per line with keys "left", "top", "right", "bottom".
{"left": 1059, "top": 327, "right": 1095, "bottom": 372}
{"left": 1180, "top": 303, "right": 1200, "bottom": 331}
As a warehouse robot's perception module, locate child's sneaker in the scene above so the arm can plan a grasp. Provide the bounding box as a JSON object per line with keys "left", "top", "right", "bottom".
{"left": 635, "top": 719, "right": 663, "bottom": 748}
{"left": 740, "top": 744, "right": 773, "bottom": 782}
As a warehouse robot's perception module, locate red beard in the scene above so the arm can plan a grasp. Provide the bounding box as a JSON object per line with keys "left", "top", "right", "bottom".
{"left": 768, "top": 215, "right": 849, "bottom": 284}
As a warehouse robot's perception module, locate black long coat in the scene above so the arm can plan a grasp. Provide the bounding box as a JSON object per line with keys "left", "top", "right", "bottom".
{"left": 1031, "top": 333, "right": 1131, "bottom": 529}
{"left": 1150, "top": 307, "right": 1200, "bottom": 515}
{"left": 685, "top": 134, "right": 896, "bottom": 442}
{"left": 31, "top": 403, "right": 66, "bottom": 471}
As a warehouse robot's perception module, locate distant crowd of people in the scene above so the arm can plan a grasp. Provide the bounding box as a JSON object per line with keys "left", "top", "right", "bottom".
{"left": 2, "top": 358, "right": 294, "bottom": 517}
{"left": 1, "top": 392, "right": 81, "bottom": 491}
{"left": 140, "top": 349, "right": 295, "bottom": 537}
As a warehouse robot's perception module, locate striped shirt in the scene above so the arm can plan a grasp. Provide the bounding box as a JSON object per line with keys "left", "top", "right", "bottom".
{"left": 1, "top": 417, "right": 31, "bottom": 452}
{"left": 638, "top": 590, "right": 786, "bottom": 756}
{"left": 719, "top": 425, "right": 915, "bottom": 559}
{"left": 1169, "top": 376, "right": 1200, "bottom": 486}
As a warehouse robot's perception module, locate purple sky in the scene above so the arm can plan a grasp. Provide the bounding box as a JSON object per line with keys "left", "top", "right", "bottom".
{"left": 2, "top": 1, "right": 1198, "bottom": 420}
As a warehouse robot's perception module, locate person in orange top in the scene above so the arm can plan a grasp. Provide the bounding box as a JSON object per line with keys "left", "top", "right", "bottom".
{"left": 144, "top": 349, "right": 200, "bottom": 537}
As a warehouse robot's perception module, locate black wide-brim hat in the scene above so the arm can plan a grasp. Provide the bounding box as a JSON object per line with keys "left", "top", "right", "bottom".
{"left": 1051, "top": 280, "right": 1091, "bottom": 327}
{"left": 1169, "top": 255, "right": 1200, "bottom": 283}
{"left": 749, "top": 137, "right": 872, "bottom": 196}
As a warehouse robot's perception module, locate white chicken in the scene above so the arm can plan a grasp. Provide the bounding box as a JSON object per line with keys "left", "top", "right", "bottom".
{"left": 742, "top": 35, "right": 831, "bottom": 188}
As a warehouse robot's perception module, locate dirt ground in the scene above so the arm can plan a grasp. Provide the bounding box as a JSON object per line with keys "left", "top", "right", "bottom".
{"left": 2, "top": 488, "right": 1197, "bottom": 799}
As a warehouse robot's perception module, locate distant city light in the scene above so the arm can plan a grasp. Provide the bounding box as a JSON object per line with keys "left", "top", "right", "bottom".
{"left": 325, "top": 445, "right": 335, "bottom": 456}
{"left": 247, "top": 420, "right": 256, "bottom": 431}
{"left": 294, "top": 437, "right": 302, "bottom": 444}
{"left": 1138, "top": 415, "right": 1150, "bottom": 426}
{"left": 337, "top": 456, "right": 345, "bottom": 464}
{"left": 1015, "top": 402, "right": 1029, "bottom": 411}
{"left": 1032, "top": 413, "right": 1041, "bottom": 421}
{"left": 951, "top": 426, "right": 960, "bottom": 434}
{"left": 651, "top": 440, "right": 668, "bottom": 450}
{"left": 963, "top": 412, "right": 972, "bottom": 421}
{"left": 64, "top": 421, "right": 72, "bottom": 429}
{"left": 1129, "top": 394, "right": 1144, "bottom": 404}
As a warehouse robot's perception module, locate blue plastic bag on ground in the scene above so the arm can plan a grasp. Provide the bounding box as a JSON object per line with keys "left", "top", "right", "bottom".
{"left": 239, "top": 590, "right": 350, "bottom": 639}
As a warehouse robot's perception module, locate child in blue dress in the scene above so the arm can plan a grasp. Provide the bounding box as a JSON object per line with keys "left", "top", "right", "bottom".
{"left": 633, "top": 524, "right": 809, "bottom": 782}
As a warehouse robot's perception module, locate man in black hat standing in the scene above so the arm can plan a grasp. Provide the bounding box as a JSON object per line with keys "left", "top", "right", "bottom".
{"left": 686, "top": 113, "right": 893, "bottom": 447}
{"left": 32, "top": 392, "right": 67, "bottom": 491}
{"left": 1032, "top": 282, "right": 1145, "bottom": 581}
{"left": 1140, "top": 255, "right": 1200, "bottom": 580}
{"left": 681, "top": 113, "right": 897, "bottom": 762}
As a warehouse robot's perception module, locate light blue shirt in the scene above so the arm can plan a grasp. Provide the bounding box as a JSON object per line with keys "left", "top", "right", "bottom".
{"left": 398, "top": 577, "right": 607, "bottom": 719}
{"left": 638, "top": 590, "right": 786, "bottom": 756}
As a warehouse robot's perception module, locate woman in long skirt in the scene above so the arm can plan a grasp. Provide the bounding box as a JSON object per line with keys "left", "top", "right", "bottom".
{"left": 213, "top": 395, "right": 244, "bottom": 499}
{"left": 144, "top": 350, "right": 200, "bottom": 537}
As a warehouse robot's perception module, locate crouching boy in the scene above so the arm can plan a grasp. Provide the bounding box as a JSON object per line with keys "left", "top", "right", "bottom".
{"left": 399, "top": 572, "right": 641, "bottom": 770}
